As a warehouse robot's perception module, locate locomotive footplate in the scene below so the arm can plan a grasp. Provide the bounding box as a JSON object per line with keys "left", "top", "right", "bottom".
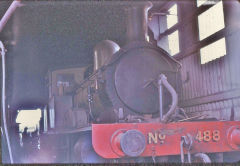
{"left": 92, "top": 121, "right": 240, "bottom": 158}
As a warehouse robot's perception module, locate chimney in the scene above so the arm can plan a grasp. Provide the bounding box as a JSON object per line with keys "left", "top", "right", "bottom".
{"left": 125, "top": 1, "right": 152, "bottom": 43}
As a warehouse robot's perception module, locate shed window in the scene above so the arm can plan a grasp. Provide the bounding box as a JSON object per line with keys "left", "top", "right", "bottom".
{"left": 200, "top": 38, "right": 226, "bottom": 64}
{"left": 168, "top": 30, "right": 180, "bottom": 56}
{"left": 167, "top": 4, "right": 178, "bottom": 29}
{"left": 197, "top": 0, "right": 216, "bottom": 7}
{"left": 197, "top": 0, "right": 226, "bottom": 64}
{"left": 167, "top": 4, "right": 180, "bottom": 56}
{"left": 198, "top": 1, "right": 225, "bottom": 40}
{"left": 157, "top": 3, "right": 180, "bottom": 56}
{"left": 166, "top": 4, "right": 180, "bottom": 56}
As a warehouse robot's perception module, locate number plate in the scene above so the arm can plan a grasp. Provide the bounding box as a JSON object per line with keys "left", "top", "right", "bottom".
{"left": 196, "top": 130, "right": 220, "bottom": 142}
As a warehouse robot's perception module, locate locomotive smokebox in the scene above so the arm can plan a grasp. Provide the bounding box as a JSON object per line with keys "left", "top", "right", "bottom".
{"left": 104, "top": 1, "right": 181, "bottom": 116}
{"left": 125, "top": 1, "right": 153, "bottom": 43}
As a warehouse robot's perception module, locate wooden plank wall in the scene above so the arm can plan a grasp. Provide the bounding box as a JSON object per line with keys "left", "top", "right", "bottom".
{"left": 179, "top": 54, "right": 240, "bottom": 120}
{"left": 176, "top": 1, "right": 240, "bottom": 120}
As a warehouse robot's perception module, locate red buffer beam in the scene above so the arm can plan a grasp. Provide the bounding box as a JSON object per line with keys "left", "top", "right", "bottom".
{"left": 92, "top": 121, "right": 240, "bottom": 159}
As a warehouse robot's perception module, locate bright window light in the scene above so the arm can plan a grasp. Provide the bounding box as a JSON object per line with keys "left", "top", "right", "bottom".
{"left": 168, "top": 30, "right": 180, "bottom": 56}
{"left": 200, "top": 38, "right": 226, "bottom": 64}
{"left": 16, "top": 109, "right": 42, "bottom": 133}
{"left": 167, "top": 4, "right": 178, "bottom": 29}
{"left": 198, "top": 1, "right": 225, "bottom": 40}
{"left": 197, "top": 0, "right": 208, "bottom": 7}
{"left": 197, "top": 0, "right": 218, "bottom": 7}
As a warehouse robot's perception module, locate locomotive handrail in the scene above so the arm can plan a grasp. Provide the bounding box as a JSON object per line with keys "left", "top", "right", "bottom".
{"left": 74, "top": 67, "right": 103, "bottom": 92}
{"left": 158, "top": 74, "right": 178, "bottom": 123}
{"left": 0, "top": 0, "right": 23, "bottom": 33}
{"left": 1, "top": 41, "right": 13, "bottom": 163}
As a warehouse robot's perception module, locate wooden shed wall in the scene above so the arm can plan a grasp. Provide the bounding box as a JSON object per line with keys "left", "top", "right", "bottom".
{"left": 175, "top": 1, "right": 240, "bottom": 120}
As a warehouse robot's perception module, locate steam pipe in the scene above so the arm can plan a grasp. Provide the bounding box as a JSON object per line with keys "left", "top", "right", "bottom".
{"left": 125, "top": 1, "right": 152, "bottom": 43}
{"left": 158, "top": 77, "right": 163, "bottom": 121}
{"left": 1, "top": 41, "right": 13, "bottom": 163}
{"left": 159, "top": 74, "right": 178, "bottom": 123}
{"left": 0, "top": 0, "right": 22, "bottom": 33}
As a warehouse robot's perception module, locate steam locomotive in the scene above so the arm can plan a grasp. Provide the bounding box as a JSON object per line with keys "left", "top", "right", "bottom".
{"left": 15, "top": 1, "right": 240, "bottom": 163}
